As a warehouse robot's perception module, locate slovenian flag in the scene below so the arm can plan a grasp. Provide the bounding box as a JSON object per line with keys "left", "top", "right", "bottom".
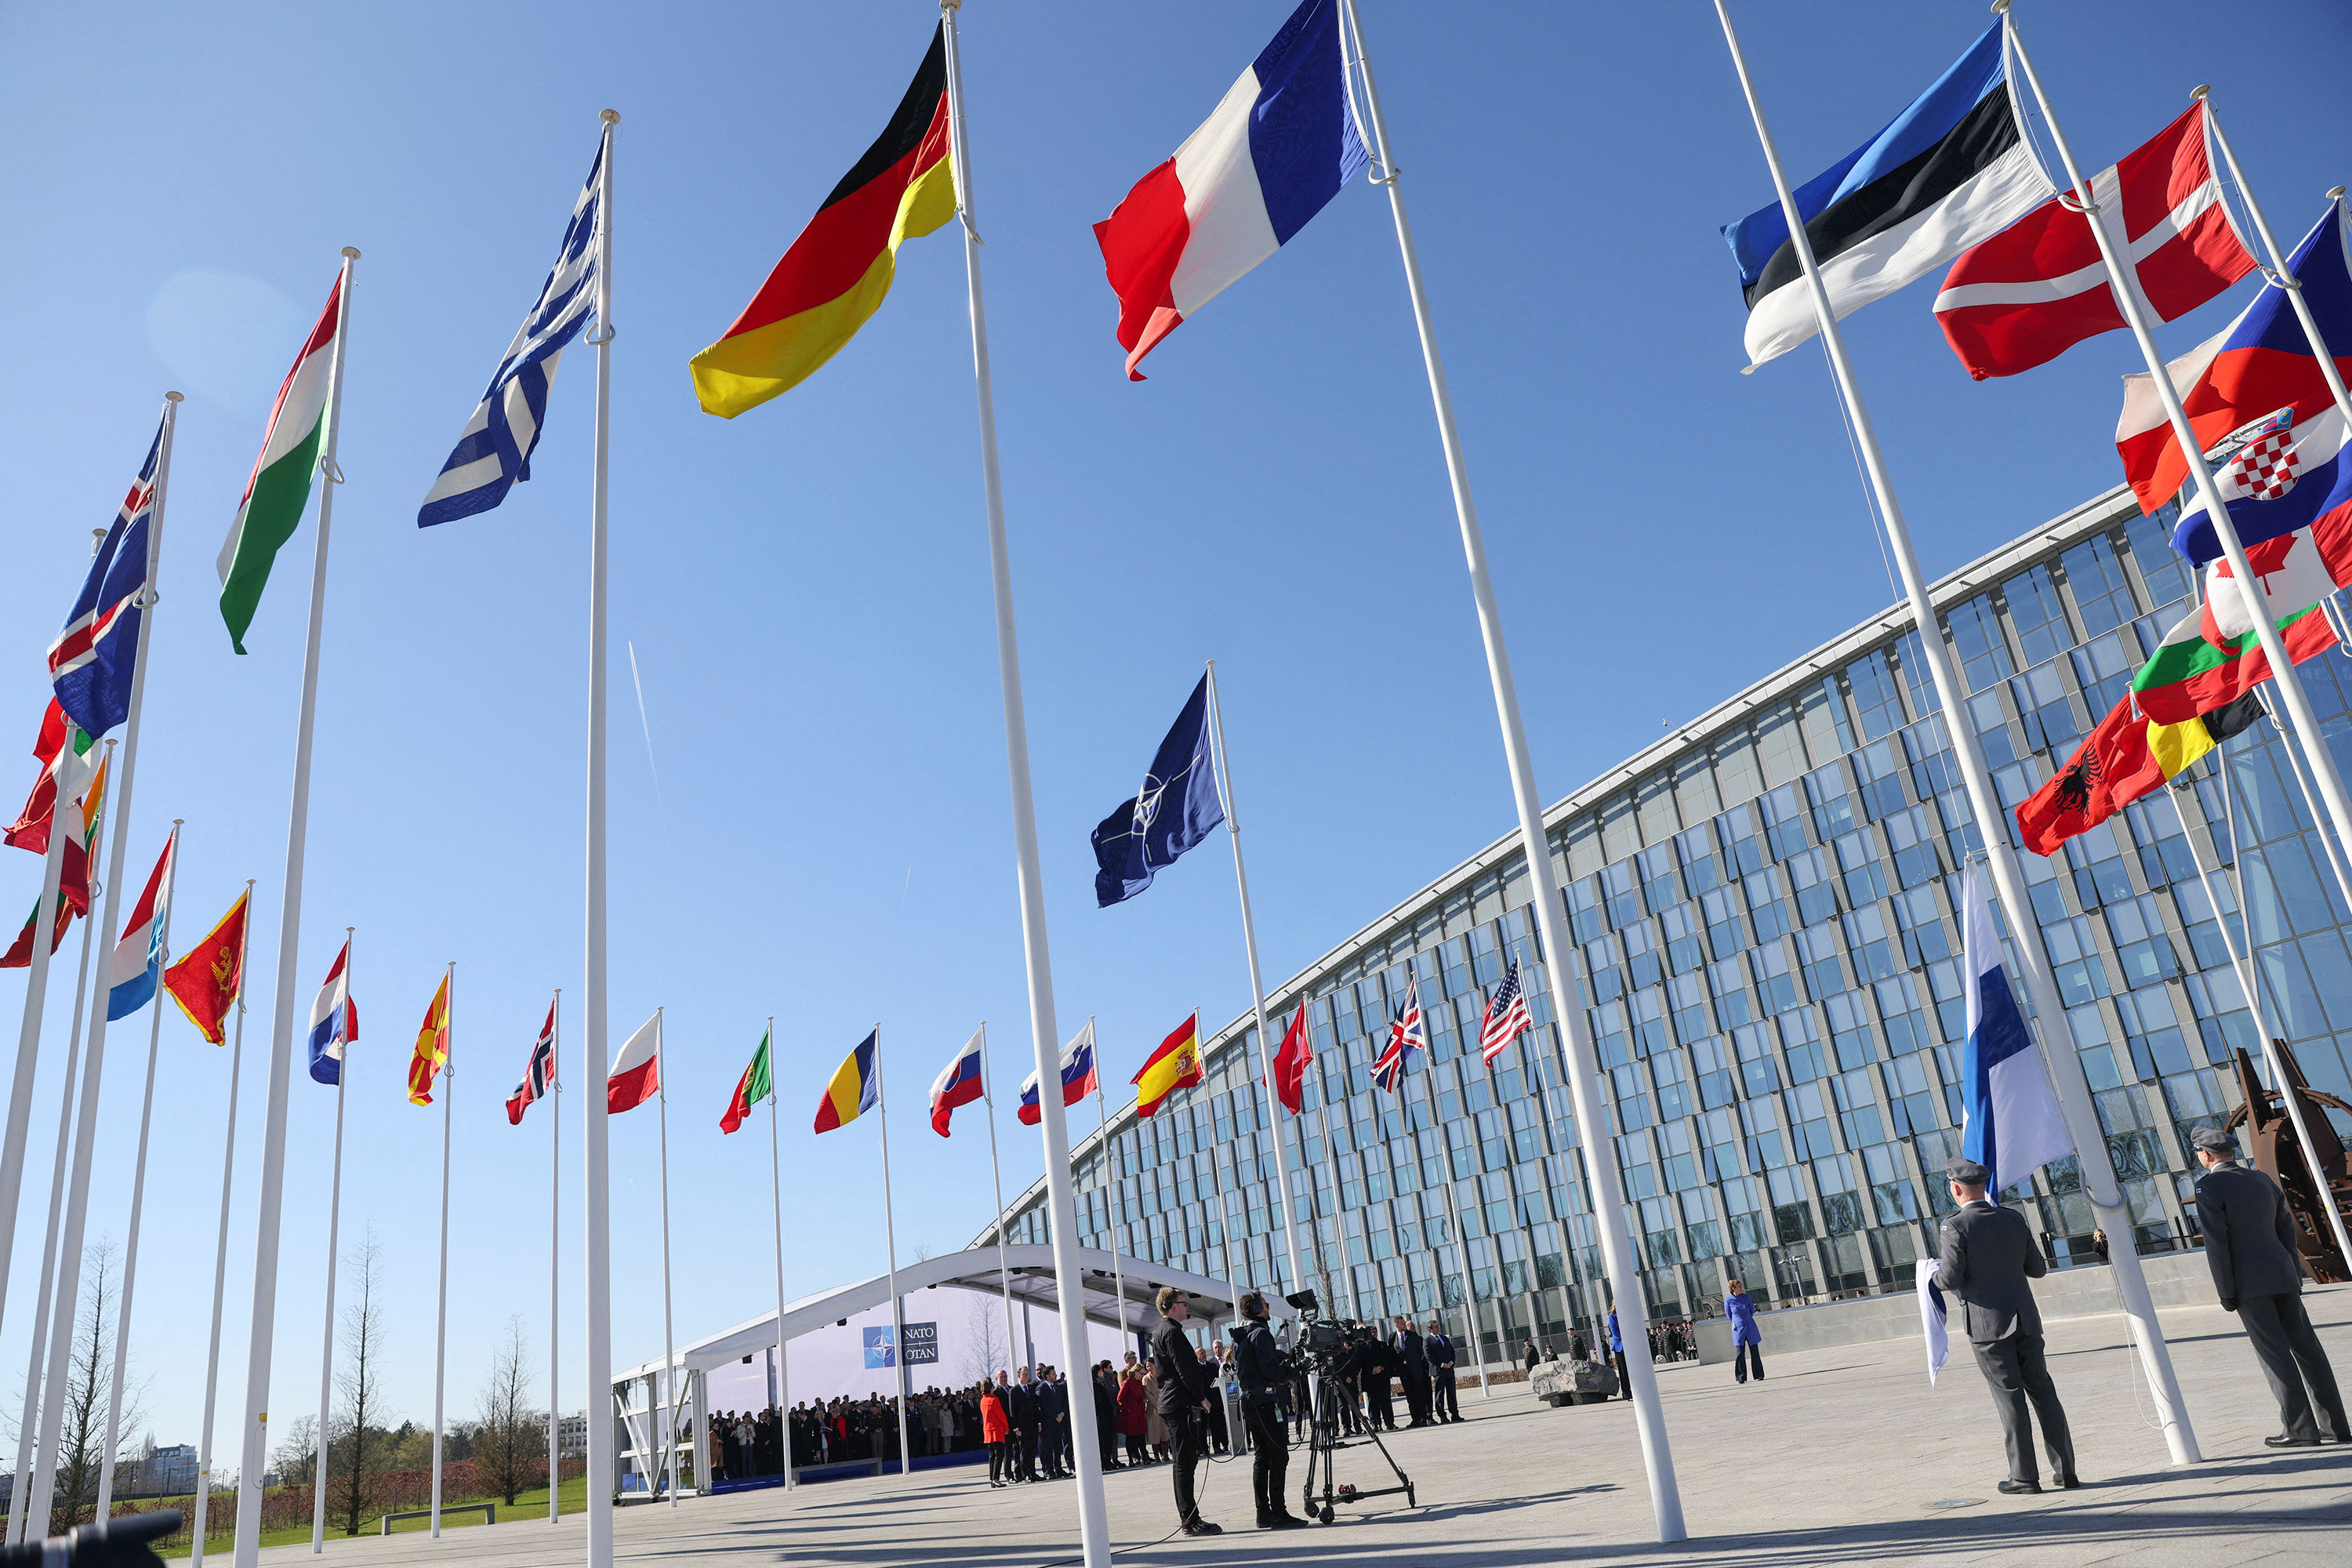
{"left": 1092, "top": 0, "right": 1367, "bottom": 380}
{"left": 307, "top": 937, "right": 358, "bottom": 1086}
{"left": 930, "top": 1026, "right": 987, "bottom": 1137}
{"left": 1017, "top": 1022, "right": 1098, "bottom": 1128}
{"left": 104, "top": 827, "right": 175, "bottom": 1022}
{"left": 1957, "top": 862, "right": 2071, "bottom": 1196}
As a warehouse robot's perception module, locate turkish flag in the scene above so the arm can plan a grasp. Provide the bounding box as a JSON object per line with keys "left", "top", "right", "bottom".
{"left": 1271, "top": 1002, "right": 1312, "bottom": 1116}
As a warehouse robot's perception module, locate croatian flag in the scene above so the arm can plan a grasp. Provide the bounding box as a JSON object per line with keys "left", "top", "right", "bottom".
{"left": 49, "top": 423, "right": 162, "bottom": 739}
{"left": 1957, "top": 862, "right": 2072, "bottom": 1195}
{"left": 930, "top": 1026, "right": 987, "bottom": 1138}
{"left": 1092, "top": 0, "right": 1367, "bottom": 379}
{"left": 1018, "top": 1022, "right": 1099, "bottom": 1127}
{"left": 104, "top": 828, "right": 175, "bottom": 1022}
{"left": 307, "top": 938, "right": 359, "bottom": 1086}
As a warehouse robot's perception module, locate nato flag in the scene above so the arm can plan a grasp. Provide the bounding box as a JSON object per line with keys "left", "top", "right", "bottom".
{"left": 1092, "top": 673, "right": 1226, "bottom": 906}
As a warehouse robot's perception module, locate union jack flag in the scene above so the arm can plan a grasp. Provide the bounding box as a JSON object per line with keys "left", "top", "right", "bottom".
{"left": 507, "top": 997, "right": 561, "bottom": 1125}
{"left": 1479, "top": 960, "right": 1534, "bottom": 1064}
{"left": 49, "top": 423, "right": 162, "bottom": 739}
{"left": 1370, "top": 978, "right": 1425, "bottom": 1094}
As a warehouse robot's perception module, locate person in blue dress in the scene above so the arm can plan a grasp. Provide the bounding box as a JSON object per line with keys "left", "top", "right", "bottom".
{"left": 1606, "top": 1308, "right": 1630, "bottom": 1400}
{"left": 1726, "top": 1279, "right": 1764, "bottom": 1384}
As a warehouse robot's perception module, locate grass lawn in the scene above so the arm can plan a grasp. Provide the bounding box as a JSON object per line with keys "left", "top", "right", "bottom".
{"left": 162, "top": 1476, "right": 593, "bottom": 1559}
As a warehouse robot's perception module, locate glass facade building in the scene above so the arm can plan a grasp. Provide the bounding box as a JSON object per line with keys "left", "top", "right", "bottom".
{"left": 979, "top": 478, "right": 2352, "bottom": 1363}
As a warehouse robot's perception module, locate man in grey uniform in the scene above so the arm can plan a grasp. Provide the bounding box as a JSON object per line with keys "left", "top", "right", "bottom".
{"left": 2190, "top": 1125, "right": 2347, "bottom": 1446}
{"left": 1932, "top": 1157, "right": 2078, "bottom": 1494}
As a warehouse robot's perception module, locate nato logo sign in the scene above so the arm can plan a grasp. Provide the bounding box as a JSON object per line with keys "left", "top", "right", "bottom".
{"left": 862, "top": 1323, "right": 939, "bottom": 1369}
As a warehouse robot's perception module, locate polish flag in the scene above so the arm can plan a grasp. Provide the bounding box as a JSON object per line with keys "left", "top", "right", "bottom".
{"left": 609, "top": 1011, "right": 661, "bottom": 1113}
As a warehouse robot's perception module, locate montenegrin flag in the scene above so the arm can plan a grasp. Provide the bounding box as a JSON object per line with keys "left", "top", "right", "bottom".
{"left": 1131, "top": 1012, "right": 1203, "bottom": 1120}
{"left": 609, "top": 1011, "right": 661, "bottom": 1114}
{"left": 688, "top": 25, "right": 956, "bottom": 418}
{"left": 218, "top": 272, "right": 343, "bottom": 654}
{"left": 408, "top": 973, "right": 451, "bottom": 1106}
{"left": 721, "top": 1027, "right": 774, "bottom": 1135}
{"left": 815, "top": 1029, "right": 880, "bottom": 1134}
{"left": 164, "top": 889, "right": 249, "bottom": 1046}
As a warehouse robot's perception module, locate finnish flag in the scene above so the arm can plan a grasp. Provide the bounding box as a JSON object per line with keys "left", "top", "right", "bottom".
{"left": 1958, "top": 862, "right": 2073, "bottom": 1196}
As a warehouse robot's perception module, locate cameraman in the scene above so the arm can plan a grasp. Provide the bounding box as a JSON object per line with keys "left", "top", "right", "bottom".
{"left": 1152, "top": 1287, "right": 1221, "bottom": 1536}
{"left": 1232, "top": 1292, "right": 1308, "bottom": 1530}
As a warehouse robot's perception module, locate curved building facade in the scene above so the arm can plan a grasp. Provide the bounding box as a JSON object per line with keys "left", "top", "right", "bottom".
{"left": 979, "top": 478, "right": 2352, "bottom": 1363}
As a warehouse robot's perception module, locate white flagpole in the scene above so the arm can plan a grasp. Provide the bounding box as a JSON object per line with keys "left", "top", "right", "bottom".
{"left": 191, "top": 880, "right": 255, "bottom": 1568}
{"left": 2255, "top": 684, "right": 2352, "bottom": 911}
{"left": 28, "top": 384, "right": 186, "bottom": 1535}
{"left": 764, "top": 1018, "right": 793, "bottom": 1490}
{"left": 1511, "top": 942, "right": 1580, "bottom": 1357}
{"left": 978, "top": 1025, "right": 1018, "bottom": 1377}
{"left": 1336, "top": 0, "right": 1682, "bottom": 1532}
{"left": 1202, "top": 662, "right": 1306, "bottom": 1295}
{"left": 234, "top": 245, "right": 358, "bottom": 1568}
{"left": 430, "top": 963, "right": 454, "bottom": 1537}
{"left": 655, "top": 1011, "right": 677, "bottom": 1504}
{"left": 873, "top": 1027, "right": 912, "bottom": 1476}
{"left": 1407, "top": 964, "right": 1488, "bottom": 1398}
{"left": 5, "top": 795, "right": 104, "bottom": 1548}
{"left": 309, "top": 928, "right": 354, "bottom": 1555}
{"left": 1198, "top": 1004, "right": 1242, "bottom": 1292}
{"left": 1715, "top": 0, "right": 2195, "bottom": 1465}
{"left": 1090, "top": 1031, "right": 1129, "bottom": 1359}
{"left": 96, "top": 819, "right": 182, "bottom": 1519}
{"left": 582, "top": 107, "right": 619, "bottom": 1568}
{"left": 935, "top": 5, "right": 1105, "bottom": 1559}
{"left": 548, "top": 989, "right": 562, "bottom": 1523}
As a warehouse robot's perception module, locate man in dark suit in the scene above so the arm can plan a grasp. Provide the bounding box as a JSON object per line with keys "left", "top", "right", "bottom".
{"left": 1359, "top": 1332, "right": 1396, "bottom": 1430}
{"left": 1425, "top": 1318, "right": 1462, "bottom": 1423}
{"left": 1392, "top": 1316, "right": 1432, "bottom": 1427}
{"left": 2191, "top": 1126, "right": 2348, "bottom": 1446}
{"left": 1152, "top": 1288, "right": 1221, "bottom": 1536}
{"left": 1932, "top": 1156, "right": 2078, "bottom": 1494}
{"left": 1007, "top": 1367, "right": 1040, "bottom": 1483}
{"left": 1036, "top": 1367, "right": 1069, "bottom": 1479}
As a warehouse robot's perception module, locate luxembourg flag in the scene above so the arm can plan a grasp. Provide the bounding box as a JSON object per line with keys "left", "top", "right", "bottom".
{"left": 307, "top": 937, "right": 359, "bottom": 1086}
{"left": 1018, "top": 1021, "right": 1100, "bottom": 1127}
{"left": 930, "top": 1026, "right": 988, "bottom": 1138}
{"left": 1092, "top": 0, "right": 1367, "bottom": 380}
{"left": 1957, "top": 862, "right": 2073, "bottom": 1195}
{"left": 104, "top": 827, "right": 175, "bottom": 1022}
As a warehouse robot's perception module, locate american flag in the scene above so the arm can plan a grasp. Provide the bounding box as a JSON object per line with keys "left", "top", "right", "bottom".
{"left": 1479, "top": 960, "right": 1533, "bottom": 1064}
{"left": 1370, "top": 978, "right": 1425, "bottom": 1094}
{"left": 507, "top": 998, "right": 560, "bottom": 1125}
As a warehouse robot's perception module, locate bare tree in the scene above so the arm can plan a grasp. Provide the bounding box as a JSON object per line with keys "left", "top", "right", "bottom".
{"left": 328, "top": 1229, "right": 391, "bottom": 1535}
{"left": 472, "top": 1316, "right": 543, "bottom": 1504}
{"left": 270, "top": 1414, "right": 318, "bottom": 1489}
{"left": 50, "top": 1240, "right": 142, "bottom": 1535}
{"left": 954, "top": 1290, "right": 1001, "bottom": 1389}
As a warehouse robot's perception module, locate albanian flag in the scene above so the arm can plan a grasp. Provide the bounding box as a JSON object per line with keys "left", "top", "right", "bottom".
{"left": 2016, "top": 693, "right": 2261, "bottom": 855}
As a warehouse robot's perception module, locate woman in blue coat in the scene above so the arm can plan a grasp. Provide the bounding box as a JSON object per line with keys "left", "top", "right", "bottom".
{"left": 1606, "top": 1310, "right": 1630, "bottom": 1401}
{"left": 1726, "top": 1279, "right": 1764, "bottom": 1384}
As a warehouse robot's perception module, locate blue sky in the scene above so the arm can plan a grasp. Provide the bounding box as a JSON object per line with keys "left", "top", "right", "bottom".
{"left": 2, "top": 0, "right": 2347, "bottom": 1457}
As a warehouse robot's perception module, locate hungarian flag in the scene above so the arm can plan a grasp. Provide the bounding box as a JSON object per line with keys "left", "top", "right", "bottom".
{"left": 163, "top": 889, "right": 249, "bottom": 1045}
{"left": 1131, "top": 1012, "right": 1203, "bottom": 1120}
{"left": 721, "top": 1028, "right": 773, "bottom": 1135}
{"left": 409, "top": 973, "right": 452, "bottom": 1106}
{"left": 609, "top": 1011, "right": 661, "bottom": 1113}
{"left": 1270, "top": 1001, "right": 1311, "bottom": 1116}
{"left": 2132, "top": 529, "right": 2344, "bottom": 724}
{"left": 218, "top": 272, "right": 343, "bottom": 653}
{"left": 1935, "top": 102, "right": 2254, "bottom": 379}
{"left": 2015, "top": 692, "right": 2261, "bottom": 855}
{"left": 1, "top": 755, "right": 106, "bottom": 970}
{"left": 688, "top": 26, "right": 956, "bottom": 418}
{"left": 814, "top": 1029, "right": 880, "bottom": 1134}
{"left": 6, "top": 700, "right": 100, "bottom": 858}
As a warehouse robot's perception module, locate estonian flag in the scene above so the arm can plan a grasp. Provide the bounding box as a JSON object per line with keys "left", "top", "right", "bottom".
{"left": 1720, "top": 21, "right": 2053, "bottom": 367}
{"left": 1957, "top": 862, "right": 2072, "bottom": 1196}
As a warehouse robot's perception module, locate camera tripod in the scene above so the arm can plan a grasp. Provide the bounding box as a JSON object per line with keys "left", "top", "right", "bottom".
{"left": 1296, "top": 1367, "right": 1415, "bottom": 1524}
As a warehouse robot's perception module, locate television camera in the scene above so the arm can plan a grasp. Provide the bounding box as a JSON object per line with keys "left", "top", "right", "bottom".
{"left": 1278, "top": 1288, "right": 1416, "bottom": 1523}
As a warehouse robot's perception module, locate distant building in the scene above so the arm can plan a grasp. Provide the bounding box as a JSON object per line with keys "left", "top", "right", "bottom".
{"left": 145, "top": 1444, "right": 198, "bottom": 1496}
{"left": 558, "top": 1413, "right": 586, "bottom": 1459}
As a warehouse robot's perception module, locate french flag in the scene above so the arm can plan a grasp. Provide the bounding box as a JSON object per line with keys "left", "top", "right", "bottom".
{"left": 1957, "top": 862, "right": 2072, "bottom": 1196}
{"left": 930, "top": 1027, "right": 987, "bottom": 1137}
{"left": 1018, "top": 1022, "right": 1099, "bottom": 1127}
{"left": 1092, "top": 0, "right": 1367, "bottom": 380}
{"left": 104, "top": 828, "right": 175, "bottom": 1022}
{"left": 307, "top": 938, "right": 359, "bottom": 1087}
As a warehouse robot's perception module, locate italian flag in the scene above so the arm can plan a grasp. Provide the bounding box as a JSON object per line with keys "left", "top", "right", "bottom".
{"left": 720, "top": 1029, "right": 772, "bottom": 1135}
{"left": 217, "top": 274, "right": 344, "bottom": 653}
{"left": 2132, "top": 528, "right": 2343, "bottom": 724}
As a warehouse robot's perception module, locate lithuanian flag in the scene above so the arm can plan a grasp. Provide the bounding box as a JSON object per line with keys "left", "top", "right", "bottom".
{"left": 689, "top": 26, "right": 956, "bottom": 418}
{"left": 1131, "top": 1012, "right": 1203, "bottom": 1119}
{"left": 815, "top": 1029, "right": 880, "bottom": 1134}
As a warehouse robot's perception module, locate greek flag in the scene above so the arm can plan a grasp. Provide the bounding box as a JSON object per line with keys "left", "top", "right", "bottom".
{"left": 418, "top": 140, "right": 603, "bottom": 526}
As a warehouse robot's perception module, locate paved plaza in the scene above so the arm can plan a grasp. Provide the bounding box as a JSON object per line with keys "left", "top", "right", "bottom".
{"left": 249, "top": 1288, "right": 2352, "bottom": 1568}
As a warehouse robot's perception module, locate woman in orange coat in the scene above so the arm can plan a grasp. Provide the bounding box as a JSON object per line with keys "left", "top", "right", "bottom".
{"left": 980, "top": 1380, "right": 1011, "bottom": 1487}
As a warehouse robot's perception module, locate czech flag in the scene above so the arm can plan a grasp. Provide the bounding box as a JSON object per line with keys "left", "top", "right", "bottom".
{"left": 307, "top": 938, "right": 358, "bottom": 1087}
{"left": 1017, "top": 1022, "right": 1098, "bottom": 1127}
{"left": 104, "top": 827, "right": 175, "bottom": 1022}
{"left": 815, "top": 1029, "right": 880, "bottom": 1134}
{"left": 609, "top": 1011, "right": 661, "bottom": 1114}
{"left": 1092, "top": 0, "right": 1367, "bottom": 380}
{"left": 930, "top": 1026, "right": 986, "bottom": 1137}
{"left": 1131, "top": 1013, "right": 1203, "bottom": 1120}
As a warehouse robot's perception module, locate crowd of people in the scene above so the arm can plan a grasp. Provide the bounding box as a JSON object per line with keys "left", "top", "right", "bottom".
{"left": 705, "top": 1388, "right": 996, "bottom": 1481}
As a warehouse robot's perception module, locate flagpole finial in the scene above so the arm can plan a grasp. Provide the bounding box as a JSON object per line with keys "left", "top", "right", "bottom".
{"left": 1989, "top": 0, "right": 2009, "bottom": 14}
{"left": 2330, "top": 187, "right": 2347, "bottom": 202}
{"left": 340, "top": 246, "right": 360, "bottom": 260}
{"left": 165, "top": 390, "right": 183, "bottom": 404}
{"left": 173, "top": 818, "right": 184, "bottom": 826}
{"left": 2190, "top": 84, "right": 2210, "bottom": 102}
{"left": 600, "top": 108, "right": 620, "bottom": 125}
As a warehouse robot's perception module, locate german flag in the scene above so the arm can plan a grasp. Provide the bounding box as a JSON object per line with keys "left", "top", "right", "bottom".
{"left": 690, "top": 25, "right": 956, "bottom": 418}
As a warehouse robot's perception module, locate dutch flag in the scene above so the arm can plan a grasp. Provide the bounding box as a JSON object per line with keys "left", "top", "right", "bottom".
{"left": 307, "top": 938, "right": 359, "bottom": 1086}
{"left": 1958, "top": 862, "right": 2073, "bottom": 1196}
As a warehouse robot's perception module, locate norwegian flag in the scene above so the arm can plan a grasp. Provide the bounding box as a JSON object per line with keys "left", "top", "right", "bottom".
{"left": 2220, "top": 408, "right": 2301, "bottom": 503}
{"left": 507, "top": 998, "right": 560, "bottom": 1125}
{"left": 1370, "top": 978, "right": 1425, "bottom": 1094}
{"left": 49, "top": 423, "right": 162, "bottom": 739}
{"left": 1479, "top": 961, "right": 1534, "bottom": 1065}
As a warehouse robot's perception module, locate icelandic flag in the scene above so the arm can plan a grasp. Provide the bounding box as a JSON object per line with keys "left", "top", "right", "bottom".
{"left": 1091, "top": 674, "right": 1226, "bottom": 907}
{"left": 1092, "top": 0, "right": 1368, "bottom": 379}
{"left": 1018, "top": 1022, "right": 1099, "bottom": 1127}
{"left": 104, "top": 827, "right": 175, "bottom": 1022}
{"left": 307, "top": 937, "right": 359, "bottom": 1086}
{"left": 1957, "top": 862, "right": 2072, "bottom": 1195}
{"left": 49, "top": 423, "right": 162, "bottom": 739}
{"left": 930, "top": 1026, "right": 988, "bottom": 1138}
{"left": 418, "top": 139, "right": 603, "bottom": 526}
{"left": 1914, "top": 1257, "right": 1950, "bottom": 1386}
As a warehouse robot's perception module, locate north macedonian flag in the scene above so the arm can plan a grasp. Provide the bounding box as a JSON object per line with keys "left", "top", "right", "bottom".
{"left": 815, "top": 1029, "right": 880, "bottom": 1134}
{"left": 688, "top": 25, "right": 956, "bottom": 418}
{"left": 1132, "top": 1012, "right": 1203, "bottom": 1119}
{"left": 409, "top": 973, "right": 451, "bottom": 1106}
{"left": 164, "top": 888, "right": 249, "bottom": 1045}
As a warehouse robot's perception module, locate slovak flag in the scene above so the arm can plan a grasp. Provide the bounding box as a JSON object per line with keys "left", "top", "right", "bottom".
{"left": 104, "top": 827, "right": 175, "bottom": 1022}
{"left": 1957, "top": 862, "right": 2072, "bottom": 1195}
{"left": 930, "top": 1026, "right": 988, "bottom": 1138}
{"left": 1019, "top": 1022, "right": 1099, "bottom": 1127}
{"left": 1370, "top": 978, "right": 1423, "bottom": 1094}
{"left": 307, "top": 938, "right": 359, "bottom": 1086}
{"left": 1091, "top": 0, "right": 1367, "bottom": 380}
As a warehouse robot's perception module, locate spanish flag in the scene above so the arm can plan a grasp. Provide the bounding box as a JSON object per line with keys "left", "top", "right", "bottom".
{"left": 409, "top": 973, "right": 451, "bottom": 1106}
{"left": 815, "top": 1029, "right": 880, "bottom": 1134}
{"left": 689, "top": 25, "right": 956, "bottom": 419}
{"left": 163, "top": 889, "right": 249, "bottom": 1045}
{"left": 1132, "top": 1012, "right": 1203, "bottom": 1119}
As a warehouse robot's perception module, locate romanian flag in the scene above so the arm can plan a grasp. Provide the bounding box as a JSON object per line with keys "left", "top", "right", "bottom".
{"left": 815, "top": 1029, "right": 880, "bottom": 1134}
{"left": 1132, "top": 1012, "right": 1203, "bottom": 1119}
{"left": 2015, "top": 693, "right": 2261, "bottom": 855}
{"left": 409, "top": 973, "right": 451, "bottom": 1106}
{"left": 688, "top": 26, "right": 956, "bottom": 419}
{"left": 165, "top": 889, "right": 249, "bottom": 1045}
{"left": 722, "top": 1029, "right": 774, "bottom": 1135}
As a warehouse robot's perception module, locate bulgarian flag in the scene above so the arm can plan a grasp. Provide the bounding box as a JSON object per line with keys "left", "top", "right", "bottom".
{"left": 720, "top": 1028, "right": 773, "bottom": 1134}
{"left": 2132, "top": 528, "right": 2344, "bottom": 724}
{"left": 217, "top": 272, "right": 345, "bottom": 654}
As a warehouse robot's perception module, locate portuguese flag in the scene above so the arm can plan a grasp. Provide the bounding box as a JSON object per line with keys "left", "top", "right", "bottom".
{"left": 720, "top": 1028, "right": 773, "bottom": 1134}
{"left": 688, "top": 25, "right": 956, "bottom": 418}
{"left": 218, "top": 274, "right": 344, "bottom": 653}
